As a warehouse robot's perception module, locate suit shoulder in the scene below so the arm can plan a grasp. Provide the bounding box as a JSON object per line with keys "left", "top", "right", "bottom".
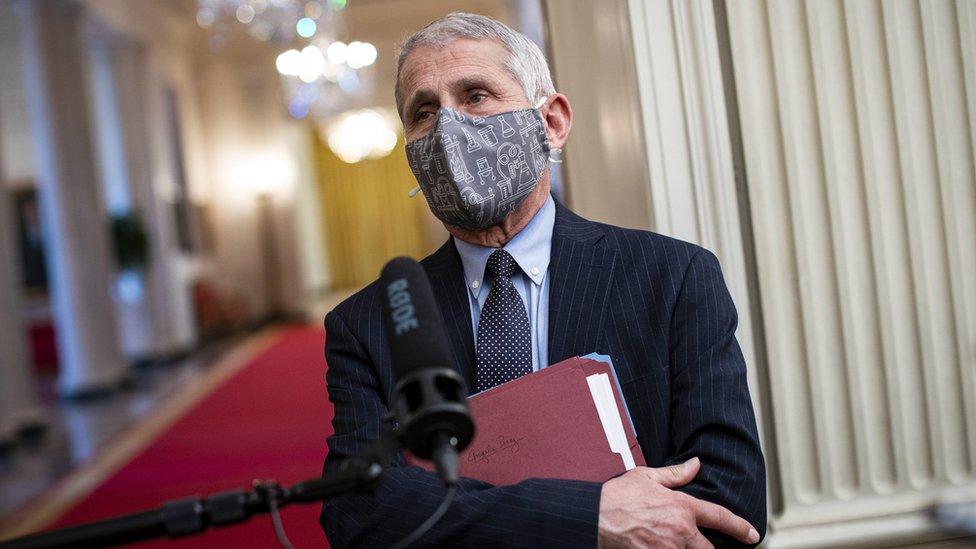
{"left": 325, "top": 279, "right": 384, "bottom": 330}
{"left": 595, "top": 222, "right": 709, "bottom": 268}
{"left": 325, "top": 248, "right": 446, "bottom": 328}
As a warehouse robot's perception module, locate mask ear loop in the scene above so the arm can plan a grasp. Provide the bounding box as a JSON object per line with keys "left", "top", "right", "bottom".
{"left": 536, "top": 95, "right": 563, "bottom": 164}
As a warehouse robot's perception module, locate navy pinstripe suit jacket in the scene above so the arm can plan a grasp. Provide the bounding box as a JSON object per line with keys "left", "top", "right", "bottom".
{"left": 320, "top": 201, "right": 766, "bottom": 547}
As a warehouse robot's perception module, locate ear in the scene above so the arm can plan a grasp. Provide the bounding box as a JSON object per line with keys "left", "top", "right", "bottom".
{"left": 539, "top": 93, "right": 572, "bottom": 149}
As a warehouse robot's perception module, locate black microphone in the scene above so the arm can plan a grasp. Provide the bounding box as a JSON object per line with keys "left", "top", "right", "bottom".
{"left": 380, "top": 257, "right": 475, "bottom": 486}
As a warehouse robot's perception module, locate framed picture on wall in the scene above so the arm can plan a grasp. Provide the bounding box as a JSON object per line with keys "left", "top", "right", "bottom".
{"left": 13, "top": 186, "right": 48, "bottom": 294}
{"left": 164, "top": 86, "right": 197, "bottom": 254}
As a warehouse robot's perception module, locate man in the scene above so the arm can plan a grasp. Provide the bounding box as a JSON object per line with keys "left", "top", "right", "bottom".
{"left": 321, "top": 12, "right": 765, "bottom": 548}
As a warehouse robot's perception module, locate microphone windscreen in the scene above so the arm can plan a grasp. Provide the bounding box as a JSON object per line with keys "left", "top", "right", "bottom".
{"left": 379, "top": 257, "right": 455, "bottom": 380}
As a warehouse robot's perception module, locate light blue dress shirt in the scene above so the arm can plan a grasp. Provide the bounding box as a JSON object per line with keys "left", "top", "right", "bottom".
{"left": 453, "top": 195, "right": 554, "bottom": 373}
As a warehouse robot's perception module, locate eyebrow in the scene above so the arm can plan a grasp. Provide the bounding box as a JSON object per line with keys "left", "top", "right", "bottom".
{"left": 452, "top": 76, "right": 495, "bottom": 93}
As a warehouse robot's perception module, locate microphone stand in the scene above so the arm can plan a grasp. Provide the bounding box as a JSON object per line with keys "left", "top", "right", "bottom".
{"left": 1, "top": 427, "right": 400, "bottom": 549}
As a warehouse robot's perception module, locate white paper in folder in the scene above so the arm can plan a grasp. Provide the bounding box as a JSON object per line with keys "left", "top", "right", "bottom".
{"left": 586, "top": 373, "right": 637, "bottom": 471}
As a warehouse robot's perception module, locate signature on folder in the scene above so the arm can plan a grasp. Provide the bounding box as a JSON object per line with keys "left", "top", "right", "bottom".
{"left": 468, "top": 435, "right": 526, "bottom": 464}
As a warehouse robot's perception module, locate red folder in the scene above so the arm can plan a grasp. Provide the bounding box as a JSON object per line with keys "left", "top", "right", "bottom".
{"left": 408, "top": 356, "right": 646, "bottom": 485}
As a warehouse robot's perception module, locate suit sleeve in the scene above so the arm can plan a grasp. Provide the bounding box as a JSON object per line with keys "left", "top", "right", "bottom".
{"left": 666, "top": 249, "right": 767, "bottom": 546}
{"left": 319, "top": 309, "right": 603, "bottom": 548}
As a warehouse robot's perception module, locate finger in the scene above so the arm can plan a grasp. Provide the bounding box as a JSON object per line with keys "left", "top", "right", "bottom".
{"left": 689, "top": 498, "right": 759, "bottom": 544}
{"left": 686, "top": 531, "right": 714, "bottom": 549}
{"left": 648, "top": 457, "right": 700, "bottom": 488}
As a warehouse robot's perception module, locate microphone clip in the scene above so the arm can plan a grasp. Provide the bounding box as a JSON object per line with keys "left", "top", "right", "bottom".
{"left": 391, "top": 367, "right": 474, "bottom": 486}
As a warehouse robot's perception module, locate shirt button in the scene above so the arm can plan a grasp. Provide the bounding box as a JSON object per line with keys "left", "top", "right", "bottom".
{"left": 471, "top": 280, "right": 480, "bottom": 289}
{"left": 530, "top": 267, "right": 540, "bottom": 276}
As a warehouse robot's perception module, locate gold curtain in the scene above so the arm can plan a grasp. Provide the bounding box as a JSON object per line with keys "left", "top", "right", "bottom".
{"left": 314, "top": 130, "right": 432, "bottom": 289}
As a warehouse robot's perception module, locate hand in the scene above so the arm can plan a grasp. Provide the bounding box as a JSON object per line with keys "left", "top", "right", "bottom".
{"left": 598, "top": 457, "right": 760, "bottom": 548}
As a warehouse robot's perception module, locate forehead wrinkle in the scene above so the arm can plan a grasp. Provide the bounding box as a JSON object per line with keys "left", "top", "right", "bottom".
{"left": 397, "top": 49, "right": 439, "bottom": 115}
{"left": 397, "top": 39, "right": 525, "bottom": 116}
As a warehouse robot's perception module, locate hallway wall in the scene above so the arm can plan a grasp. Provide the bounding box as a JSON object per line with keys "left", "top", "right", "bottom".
{"left": 0, "top": 0, "right": 315, "bottom": 400}
{"left": 0, "top": 11, "right": 34, "bottom": 186}
{"left": 313, "top": 134, "right": 430, "bottom": 290}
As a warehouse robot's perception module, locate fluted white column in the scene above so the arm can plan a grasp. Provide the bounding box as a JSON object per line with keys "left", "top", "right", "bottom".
{"left": 625, "top": 0, "right": 764, "bottom": 433}
{"left": 725, "top": 0, "right": 976, "bottom": 544}
{"left": 616, "top": 0, "right": 976, "bottom": 545}
{"left": 126, "top": 45, "right": 197, "bottom": 355}
{"left": 14, "top": 0, "right": 126, "bottom": 396}
{"left": 114, "top": 44, "right": 197, "bottom": 357}
{"left": 87, "top": 33, "right": 196, "bottom": 360}
{"left": 0, "top": 134, "right": 45, "bottom": 442}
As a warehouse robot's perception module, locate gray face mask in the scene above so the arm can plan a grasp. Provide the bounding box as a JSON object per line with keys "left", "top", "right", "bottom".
{"left": 405, "top": 103, "right": 551, "bottom": 230}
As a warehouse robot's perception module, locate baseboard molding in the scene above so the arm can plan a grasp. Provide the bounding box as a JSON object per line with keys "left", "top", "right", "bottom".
{"left": 765, "top": 510, "right": 974, "bottom": 548}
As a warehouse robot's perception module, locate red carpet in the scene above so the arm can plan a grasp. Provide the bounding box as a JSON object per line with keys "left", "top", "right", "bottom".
{"left": 49, "top": 327, "right": 334, "bottom": 548}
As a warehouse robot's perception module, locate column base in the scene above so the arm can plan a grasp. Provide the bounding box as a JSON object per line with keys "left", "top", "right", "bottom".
{"left": 56, "top": 364, "right": 129, "bottom": 400}
{"left": 0, "top": 406, "right": 48, "bottom": 444}
{"left": 130, "top": 345, "right": 195, "bottom": 370}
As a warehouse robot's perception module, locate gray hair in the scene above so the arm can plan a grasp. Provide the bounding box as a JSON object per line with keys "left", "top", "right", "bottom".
{"left": 394, "top": 12, "right": 555, "bottom": 118}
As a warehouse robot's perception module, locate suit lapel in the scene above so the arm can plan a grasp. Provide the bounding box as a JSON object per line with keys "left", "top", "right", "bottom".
{"left": 423, "top": 241, "right": 477, "bottom": 394}
{"left": 548, "top": 202, "right": 618, "bottom": 363}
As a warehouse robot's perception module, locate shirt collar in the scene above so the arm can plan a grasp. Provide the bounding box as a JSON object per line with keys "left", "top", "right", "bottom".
{"left": 453, "top": 195, "right": 555, "bottom": 300}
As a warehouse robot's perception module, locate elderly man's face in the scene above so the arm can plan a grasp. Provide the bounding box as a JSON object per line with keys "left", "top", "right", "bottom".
{"left": 398, "top": 39, "right": 531, "bottom": 142}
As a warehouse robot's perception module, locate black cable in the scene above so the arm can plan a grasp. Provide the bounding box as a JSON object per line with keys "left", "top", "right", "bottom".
{"left": 389, "top": 485, "right": 457, "bottom": 549}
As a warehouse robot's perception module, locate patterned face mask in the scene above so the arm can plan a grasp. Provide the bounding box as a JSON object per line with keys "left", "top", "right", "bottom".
{"left": 405, "top": 102, "right": 551, "bottom": 230}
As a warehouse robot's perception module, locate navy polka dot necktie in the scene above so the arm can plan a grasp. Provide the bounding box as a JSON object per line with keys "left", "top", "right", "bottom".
{"left": 476, "top": 249, "right": 533, "bottom": 392}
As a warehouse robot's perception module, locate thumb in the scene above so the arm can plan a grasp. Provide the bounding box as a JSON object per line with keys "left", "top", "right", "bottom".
{"left": 653, "top": 457, "right": 700, "bottom": 488}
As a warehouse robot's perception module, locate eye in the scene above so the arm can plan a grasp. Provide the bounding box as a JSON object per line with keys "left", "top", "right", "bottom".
{"left": 468, "top": 92, "right": 488, "bottom": 104}
{"left": 414, "top": 110, "right": 434, "bottom": 123}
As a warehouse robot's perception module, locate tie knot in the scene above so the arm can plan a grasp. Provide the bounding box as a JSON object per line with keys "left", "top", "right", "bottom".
{"left": 486, "top": 249, "right": 518, "bottom": 279}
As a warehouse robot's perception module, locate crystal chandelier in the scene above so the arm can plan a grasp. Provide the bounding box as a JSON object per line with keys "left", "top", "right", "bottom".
{"left": 196, "top": 0, "right": 392, "bottom": 163}
{"left": 273, "top": 37, "right": 377, "bottom": 121}
{"left": 195, "top": 0, "right": 348, "bottom": 45}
